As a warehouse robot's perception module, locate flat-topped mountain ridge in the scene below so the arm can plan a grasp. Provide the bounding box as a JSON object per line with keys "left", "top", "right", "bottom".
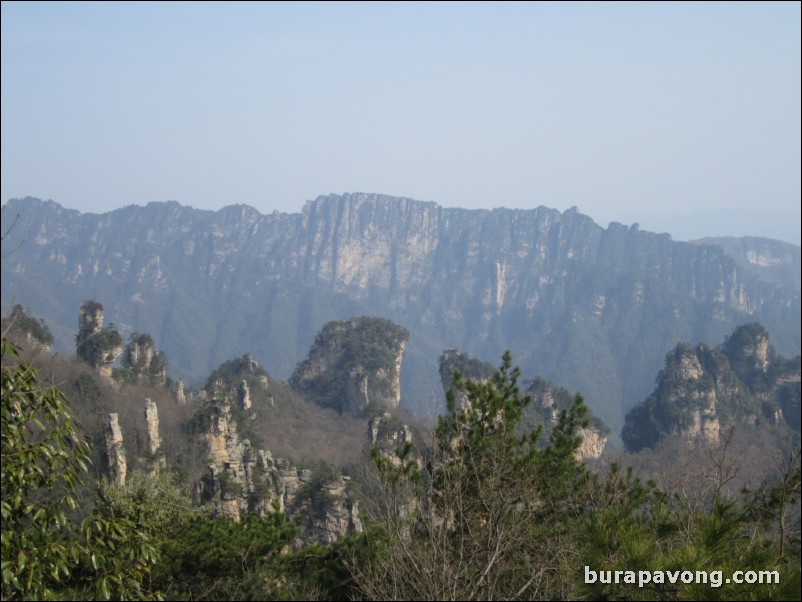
{"left": 3, "top": 193, "right": 799, "bottom": 433}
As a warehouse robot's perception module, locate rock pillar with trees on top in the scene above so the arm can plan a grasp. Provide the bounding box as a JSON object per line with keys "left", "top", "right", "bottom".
{"left": 75, "top": 300, "right": 122, "bottom": 377}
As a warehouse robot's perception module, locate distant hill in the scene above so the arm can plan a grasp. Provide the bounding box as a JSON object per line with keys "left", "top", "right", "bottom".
{"left": 2, "top": 194, "right": 800, "bottom": 435}
{"left": 622, "top": 323, "right": 801, "bottom": 452}
{"left": 690, "top": 236, "right": 801, "bottom": 293}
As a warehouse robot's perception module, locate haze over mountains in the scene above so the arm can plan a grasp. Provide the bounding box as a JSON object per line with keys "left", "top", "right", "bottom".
{"left": 2, "top": 193, "right": 800, "bottom": 436}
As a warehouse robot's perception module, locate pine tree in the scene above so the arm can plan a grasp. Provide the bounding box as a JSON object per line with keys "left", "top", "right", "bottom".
{"left": 353, "top": 351, "right": 592, "bottom": 600}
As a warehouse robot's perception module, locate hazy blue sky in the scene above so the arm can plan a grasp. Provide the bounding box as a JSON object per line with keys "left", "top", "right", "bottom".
{"left": 2, "top": 2, "right": 800, "bottom": 244}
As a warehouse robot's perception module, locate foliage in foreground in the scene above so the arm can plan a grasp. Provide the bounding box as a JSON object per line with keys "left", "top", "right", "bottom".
{"left": 352, "top": 351, "right": 801, "bottom": 601}
{"left": 2, "top": 336, "right": 800, "bottom": 600}
{"left": 1, "top": 338, "right": 159, "bottom": 600}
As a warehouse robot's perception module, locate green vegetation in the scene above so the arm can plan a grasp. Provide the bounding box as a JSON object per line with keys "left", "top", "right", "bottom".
{"left": 1, "top": 339, "right": 158, "bottom": 600}
{"left": 205, "top": 353, "right": 268, "bottom": 391}
{"left": 438, "top": 349, "right": 496, "bottom": 397}
{"left": 3, "top": 305, "right": 800, "bottom": 600}
{"left": 339, "top": 318, "right": 408, "bottom": 374}
{"left": 440, "top": 350, "right": 609, "bottom": 442}
{"left": 92, "top": 471, "right": 329, "bottom": 600}
{"left": 524, "top": 375, "right": 610, "bottom": 438}
{"left": 354, "top": 351, "right": 594, "bottom": 599}
{"left": 355, "top": 352, "right": 801, "bottom": 601}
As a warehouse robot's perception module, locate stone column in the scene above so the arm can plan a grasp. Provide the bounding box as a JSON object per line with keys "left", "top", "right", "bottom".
{"left": 175, "top": 379, "right": 186, "bottom": 405}
{"left": 144, "top": 398, "right": 161, "bottom": 455}
{"left": 239, "top": 380, "right": 251, "bottom": 410}
{"left": 105, "top": 413, "right": 127, "bottom": 485}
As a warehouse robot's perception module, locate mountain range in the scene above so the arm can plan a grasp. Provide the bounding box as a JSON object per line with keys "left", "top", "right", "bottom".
{"left": 2, "top": 193, "right": 800, "bottom": 436}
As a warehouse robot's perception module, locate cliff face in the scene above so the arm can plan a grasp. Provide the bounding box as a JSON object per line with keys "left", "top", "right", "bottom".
{"left": 192, "top": 353, "right": 364, "bottom": 546}
{"left": 3, "top": 194, "right": 800, "bottom": 434}
{"left": 622, "top": 323, "right": 801, "bottom": 452}
{"left": 290, "top": 317, "right": 409, "bottom": 417}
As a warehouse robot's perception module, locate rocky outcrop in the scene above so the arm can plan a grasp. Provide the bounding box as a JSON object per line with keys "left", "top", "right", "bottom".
{"left": 199, "top": 400, "right": 362, "bottom": 546}
{"left": 105, "top": 413, "right": 127, "bottom": 485}
{"left": 2, "top": 305, "right": 53, "bottom": 351}
{"left": 205, "top": 353, "right": 271, "bottom": 410}
{"left": 76, "top": 301, "right": 122, "bottom": 377}
{"left": 303, "top": 476, "right": 364, "bottom": 546}
{"left": 238, "top": 380, "right": 251, "bottom": 410}
{"left": 439, "top": 349, "right": 496, "bottom": 411}
{"left": 367, "top": 413, "right": 420, "bottom": 522}
{"left": 575, "top": 427, "right": 608, "bottom": 460}
{"left": 119, "top": 333, "right": 169, "bottom": 386}
{"left": 78, "top": 301, "right": 104, "bottom": 345}
{"left": 369, "top": 412, "right": 415, "bottom": 465}
{"left": 623, "top": 323, "right": 801, "bottom": 452}
{"left": 139, "top": 398, "right": 167, "bottom": 472}
{"left": 175, "top": 379, "right": 186, "bottom": 405}
{"left": 291, "top": 317, "right": 409, "bottom": 417}
{"left": 102, "top": 398, "right": 171, "bottom": 482}
{"left": 144, "top": 398, "right": 161, "bottom": 455}
{"left": 721, "top": 323, "right": 772, "bottom": 380}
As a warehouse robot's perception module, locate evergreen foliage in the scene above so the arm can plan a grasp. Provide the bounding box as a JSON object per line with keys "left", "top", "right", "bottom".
{"left": 1, "top": 339, "right": 159, "bottom": 600}
{"left": 353, "top": 352, "right": 594, "bottom": 599}
{"left": 354, "top": 352, "right": 801, "bottom": 601}
{"left": 75, "top": 301, "right": 122, "bottom": 369}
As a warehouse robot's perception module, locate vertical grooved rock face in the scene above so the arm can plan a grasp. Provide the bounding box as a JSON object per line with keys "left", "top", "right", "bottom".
{"left": 198, "top": 399, "right": 362, "bottom": 544}
{"left": 78, "top": 302, "right": 103, "bottom": 341}
{"left": 369, "top": 412, "right": 415, "bottom": 465}
{"left": 575, "top": 427, "right": 608, "bottom": 460}
{"left": 623, "top": 323, "right": 801, "bottom": 452}
{"left": 121, "top": 333, "right": 168, "bottom": 386}
{"left": 4, "top": 195, "right": 800, "bottom": 436}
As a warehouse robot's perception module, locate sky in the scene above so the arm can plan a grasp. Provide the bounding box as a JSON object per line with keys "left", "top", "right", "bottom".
{"left": 2, "top": 1, "right": 800, "bottom": 244}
